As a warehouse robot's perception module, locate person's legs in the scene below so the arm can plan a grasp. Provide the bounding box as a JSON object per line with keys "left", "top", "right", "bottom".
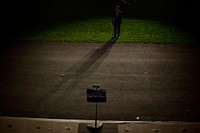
{"left": 118, "top": 24, "right": 121, "bottom": 37}
{"left": 114, "top": 23, "right": 117, "bottom": 37}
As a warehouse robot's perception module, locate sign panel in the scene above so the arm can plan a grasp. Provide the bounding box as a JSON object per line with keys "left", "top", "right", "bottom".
{"left": 86, "top": 89, "right": 106, "bottom": 102}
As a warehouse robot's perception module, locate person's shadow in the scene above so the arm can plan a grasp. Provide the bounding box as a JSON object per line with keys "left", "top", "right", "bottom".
{"left": 36, "top": 37, "right": 118, "bottom": 104}
{"left": 76, "top": 36, "right": 118, "bottom": 74}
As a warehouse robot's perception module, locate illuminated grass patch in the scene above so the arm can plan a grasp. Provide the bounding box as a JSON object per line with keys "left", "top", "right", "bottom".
{"left": 18, "top": 18, "right": 194, "bottom": 43}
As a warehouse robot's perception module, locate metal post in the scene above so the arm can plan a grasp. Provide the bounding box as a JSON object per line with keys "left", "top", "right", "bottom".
{"left": 93, "top": 84, "right": 100, "bottom": 128}
{"left": 95, "top": 100, "right": 97, "bottom": 128}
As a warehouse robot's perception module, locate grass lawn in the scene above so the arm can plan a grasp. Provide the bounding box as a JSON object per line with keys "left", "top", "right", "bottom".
{"left": 12, "top": 5, "right": 196, "bottom": 44}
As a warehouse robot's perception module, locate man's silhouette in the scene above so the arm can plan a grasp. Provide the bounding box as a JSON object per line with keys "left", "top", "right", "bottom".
{"left": 112, "top": 5, "right": 122, "bottom": 38}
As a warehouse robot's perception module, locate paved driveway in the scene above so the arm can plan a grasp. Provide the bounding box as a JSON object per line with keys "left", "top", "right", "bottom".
{"left": 0, "top": 40, "right": 200, "bottom": 121}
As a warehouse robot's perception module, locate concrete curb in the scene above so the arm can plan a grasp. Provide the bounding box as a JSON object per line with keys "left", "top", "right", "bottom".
{"left": 118, "top": 123, "right": 200, "bottom": 133}
{"left": 0, "top": 116, "right": 79, "bottom": 133}
{"left": 1, "top": 116, "right": 200, "bottom": 133}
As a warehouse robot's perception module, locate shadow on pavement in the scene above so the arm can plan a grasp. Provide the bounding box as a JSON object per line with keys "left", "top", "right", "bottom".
{"left": 76, "top": 36, "right": 117, "bottom": 74}
{"left": 36, "top": 37, "right": 118, "bottom": 105}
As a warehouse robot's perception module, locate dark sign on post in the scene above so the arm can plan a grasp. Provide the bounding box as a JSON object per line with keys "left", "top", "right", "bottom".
{"left": 86, "top": 84, "right": 106, "bottom": 131}
{"left": 86, "top": 89, "right": 106, "bottom": 102}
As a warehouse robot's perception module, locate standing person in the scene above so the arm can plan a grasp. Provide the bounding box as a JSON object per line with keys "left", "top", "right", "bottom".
{"left": 112, "top": 5, "right": 122, "bottom": 38}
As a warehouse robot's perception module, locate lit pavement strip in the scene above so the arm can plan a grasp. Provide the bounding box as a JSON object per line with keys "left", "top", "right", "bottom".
{"left": 0, "top": 116, "right": 78, "bottom": 133}
{"left": 1, "top": 116, "right": 200, "bottom": 133}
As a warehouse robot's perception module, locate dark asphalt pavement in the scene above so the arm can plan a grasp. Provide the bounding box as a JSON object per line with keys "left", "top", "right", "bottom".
{"left": 0, "top": 41, "right": 200, "bottom": 121}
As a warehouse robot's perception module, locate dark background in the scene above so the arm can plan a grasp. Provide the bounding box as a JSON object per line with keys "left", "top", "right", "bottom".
{"left": 1, "top": 0, "right": 199, "bottom": 42}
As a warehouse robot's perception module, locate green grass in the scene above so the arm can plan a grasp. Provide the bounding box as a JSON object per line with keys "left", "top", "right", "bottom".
{"left": 12, "top": 4, "right": 195, "bottom": 44}
{"left": 16, "top": 17, "right": 194, "bottom": 44}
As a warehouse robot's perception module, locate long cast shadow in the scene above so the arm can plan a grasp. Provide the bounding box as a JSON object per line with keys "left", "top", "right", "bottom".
{"left": 76, "top": 36, "right": 117, "bottom": 75}
{"left": 36, "top": 37, "right": 118, "bottom": 104}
